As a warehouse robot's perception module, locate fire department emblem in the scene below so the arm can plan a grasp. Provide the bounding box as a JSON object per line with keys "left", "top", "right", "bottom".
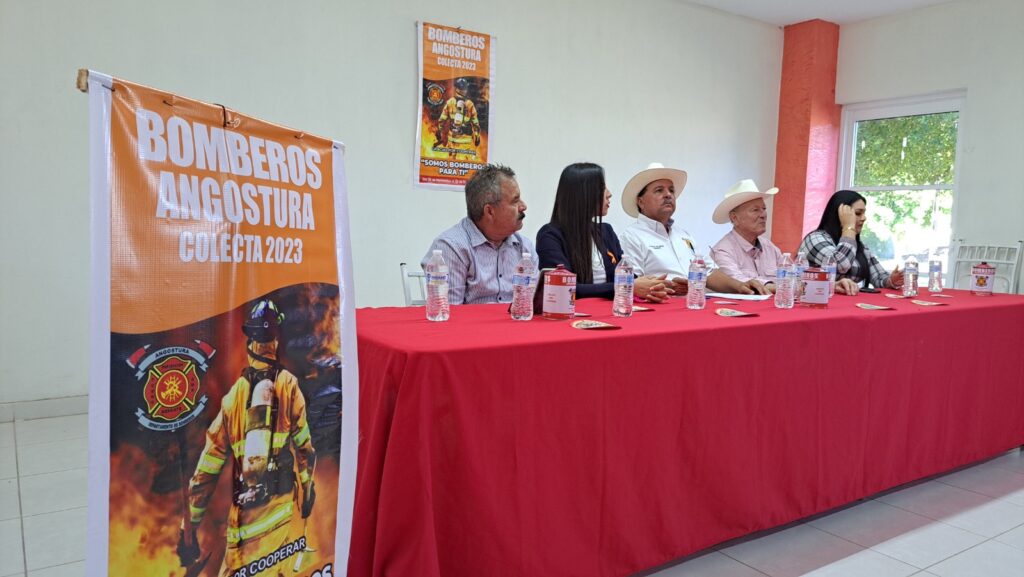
{"left": 126, "top": 340, "right": 216, "bottom": 432}
{"left": 426, "top": 82, "right": 445, "bottom": 106}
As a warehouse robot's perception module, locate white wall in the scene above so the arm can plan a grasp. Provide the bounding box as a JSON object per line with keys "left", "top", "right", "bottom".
{"left": 837, "top": 0, "right": 1024, "bottom": 289}
{"left": 0, "top": 0, "right": 782, "bottom": 404}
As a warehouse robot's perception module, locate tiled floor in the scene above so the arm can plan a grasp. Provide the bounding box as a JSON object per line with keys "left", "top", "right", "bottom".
{"left": 2, "top": 415, "right": 88, "bottom": 577}
{"left": 642, "top": 448, "right": 1024, "bottom": 577}
{"left": 1, "top": 415, "right": 1022, "bottom": 577}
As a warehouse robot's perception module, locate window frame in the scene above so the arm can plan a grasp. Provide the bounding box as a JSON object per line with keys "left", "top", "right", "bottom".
{"left": 835, "top": 92, "right": 962, "bottom": 259}
{"left": 838, "top": 90, "right": 966, "bottom": 207}
{"left": 837, "top": 91, "right": 967, "bottom": 279}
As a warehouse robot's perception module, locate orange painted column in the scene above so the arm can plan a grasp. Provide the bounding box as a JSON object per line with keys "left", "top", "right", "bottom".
{"left": 771, "top": 19, "right": 842, "bottom": 255}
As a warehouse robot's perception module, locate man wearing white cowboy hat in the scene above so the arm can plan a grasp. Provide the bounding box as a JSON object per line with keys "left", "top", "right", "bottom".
{"left": 619, "top": 163, "right": 758, "bottom": 295}
{"left": 708, "top": 179, "right": 783, "bottom": 294}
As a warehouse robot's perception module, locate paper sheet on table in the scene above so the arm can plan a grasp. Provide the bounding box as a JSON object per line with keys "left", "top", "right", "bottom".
{"left": 705, "top": 292, "right": 773, "bottom": 301}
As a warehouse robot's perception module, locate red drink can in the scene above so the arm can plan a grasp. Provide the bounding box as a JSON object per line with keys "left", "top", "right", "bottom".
{"left": 799, "top": 267, "right": 830, "bottom": 308}
{"left": 971, "top": 262, "right": 996, "bottom": 296}
{"left": 542, "top": 265, "right": 577, "bottom": 320}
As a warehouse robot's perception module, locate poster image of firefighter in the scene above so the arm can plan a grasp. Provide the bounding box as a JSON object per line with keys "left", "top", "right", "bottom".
{"left": 85, "top": 72, "right": 358, "bottom": 577}
{"left": 415, "top": 21, "right": 495, "bottom": 190}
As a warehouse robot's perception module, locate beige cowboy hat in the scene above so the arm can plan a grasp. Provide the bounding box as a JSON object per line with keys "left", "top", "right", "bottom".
{"left": 621, "top": 162, "right": 688, "bottom": 218}
{"left": 712, "top": 179, "right": 779, "bottom": 224}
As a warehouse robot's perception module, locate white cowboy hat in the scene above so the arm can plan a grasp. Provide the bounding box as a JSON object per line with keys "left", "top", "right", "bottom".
{"left": 621, "top": 162, "right": 688, "bottom": 218}
{"left": 712, "top": 179, "right": 779, "bottom": 224}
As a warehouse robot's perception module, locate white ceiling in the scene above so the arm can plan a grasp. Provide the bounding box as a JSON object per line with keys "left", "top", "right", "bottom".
{"left": 681, "top": 0, "right": 954, "bottom": 26}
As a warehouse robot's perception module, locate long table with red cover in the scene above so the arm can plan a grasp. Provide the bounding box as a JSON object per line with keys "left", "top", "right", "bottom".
{"left": 348, "top": 289, "right": 1024, "bottom": 577}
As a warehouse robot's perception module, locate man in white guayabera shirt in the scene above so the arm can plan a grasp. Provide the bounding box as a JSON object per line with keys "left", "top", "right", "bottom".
{"left": 618, "top": 163, "right": 760, "bottom": 295}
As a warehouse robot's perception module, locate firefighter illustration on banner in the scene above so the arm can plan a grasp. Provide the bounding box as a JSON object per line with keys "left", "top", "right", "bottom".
{"left": 433, "top": 77, "right": 480, "bottom": 155}
{"left": 178, "top": 300, "right": 317, "bottom": 577}
{"left": 415, "top": 21, "right": 495, "bottom": 188}
{"left": 88, "top": 74, "right": 353, "bottom": 577}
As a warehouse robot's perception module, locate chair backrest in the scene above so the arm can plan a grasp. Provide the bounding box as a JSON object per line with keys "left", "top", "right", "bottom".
{"left": 948, "top": 240, "right": 1023, "bottom": 294}
{"left": 400, "top": 262, "right": 427, "bottom": 306}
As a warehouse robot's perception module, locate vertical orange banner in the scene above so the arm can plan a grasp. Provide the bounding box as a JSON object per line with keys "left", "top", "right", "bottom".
{"left": 415, "top": 21, "right": 495, "bottom": 189}
{"left": 86, "top": 72, "right": 358, "bottom": 577}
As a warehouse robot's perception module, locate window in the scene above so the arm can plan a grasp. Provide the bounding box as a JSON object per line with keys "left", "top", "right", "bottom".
{"left": 838, "top": 93, "right": 964, "bottom": 283}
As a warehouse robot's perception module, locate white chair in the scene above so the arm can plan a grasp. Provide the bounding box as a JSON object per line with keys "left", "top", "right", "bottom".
{"left": 400, "top": 262, "right": 427, "bottom": 306}
{"left": 948, "top": 240, "right": 1023, "bottom": 294}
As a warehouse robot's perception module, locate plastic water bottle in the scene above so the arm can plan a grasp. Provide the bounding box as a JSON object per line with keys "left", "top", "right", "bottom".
{"left": 794, "top": 251, "right": 809, "bottom": 298}
{"left": 612, "top": 257, "right": 634, "bottom": 317}
{"left": 928, "top": 253, "right": 943, "bottom": 293}
{"left": 686, "top": 254, "right": 707, "bottom": 310}
{"left": 822, "top": 252, "right": 837, "bottom": 297}
{"left": 510, "top": 252, "right": 536, "bottom": 321}
{"left": 774, "top": 252, "right": 795, "bottom": 309}
{"left": 903, "top": 254, "right": 919, "bottom": 297}
{"left": 425, "top": 249, "right": 450, "bottom": 321}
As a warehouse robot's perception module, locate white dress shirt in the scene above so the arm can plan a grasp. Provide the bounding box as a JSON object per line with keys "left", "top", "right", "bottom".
{"left": 619, "top": 213, "right": 710, "bottom": 278}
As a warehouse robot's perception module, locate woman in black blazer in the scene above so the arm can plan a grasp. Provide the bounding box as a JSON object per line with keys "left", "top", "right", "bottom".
{"left": 536, "top": 163, "right": 670, "bottom": 301}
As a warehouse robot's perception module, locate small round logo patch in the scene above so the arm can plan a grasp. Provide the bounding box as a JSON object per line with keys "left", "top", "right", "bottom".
{"left": 426, "top": 83, "right": 445, "bottom": 106}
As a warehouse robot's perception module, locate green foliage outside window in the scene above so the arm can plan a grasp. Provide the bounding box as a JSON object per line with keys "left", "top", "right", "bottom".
{"left": 852, "top": 112, "right": 958, "bottom": 257}
{"left": 853, "top": 112, "right": 958, "bottom": 187}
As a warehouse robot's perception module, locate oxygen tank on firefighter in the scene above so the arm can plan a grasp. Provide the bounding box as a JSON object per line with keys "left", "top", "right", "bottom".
{"left": 242, "top": 379, "right": 275, "bottom": 488}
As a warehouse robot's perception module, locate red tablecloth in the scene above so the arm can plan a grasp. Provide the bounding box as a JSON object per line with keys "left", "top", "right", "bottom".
{"left": 348, "top": 290, "right": 1024, "bottom": 577}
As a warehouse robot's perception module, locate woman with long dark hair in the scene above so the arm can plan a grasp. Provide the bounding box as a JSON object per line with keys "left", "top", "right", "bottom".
{"left": 798, "top": 190, "right": 904, "bottom": 293}
{"left": 536, "top": 163, "right": 670, "bottom": 300}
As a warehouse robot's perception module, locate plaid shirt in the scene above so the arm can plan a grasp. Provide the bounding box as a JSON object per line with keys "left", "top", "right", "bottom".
{"left": 422, "top": 217, "right": 537, "bottom": 305}
{"left": 799, "top": 230, "right": 891, "bottom": 288}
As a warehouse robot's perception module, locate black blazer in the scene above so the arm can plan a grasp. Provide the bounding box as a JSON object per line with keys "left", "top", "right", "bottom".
{"left": 536, "top": 222, "right": 624, "bottom": 299}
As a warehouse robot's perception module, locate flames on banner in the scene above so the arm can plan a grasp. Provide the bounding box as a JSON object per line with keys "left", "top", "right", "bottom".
{"left": 108, "top": 283, "right": 343, "bottom": 577}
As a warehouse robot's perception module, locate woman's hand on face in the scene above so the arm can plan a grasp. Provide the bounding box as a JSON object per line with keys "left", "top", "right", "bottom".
{"left": 838, "top": 204, "right": 857, "bottom": 232}
{"left": 835, "top": 278, "right": 859, "bottom": 295}
{"left": 636, "top": 274, "right": 670, "bottom": 303}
